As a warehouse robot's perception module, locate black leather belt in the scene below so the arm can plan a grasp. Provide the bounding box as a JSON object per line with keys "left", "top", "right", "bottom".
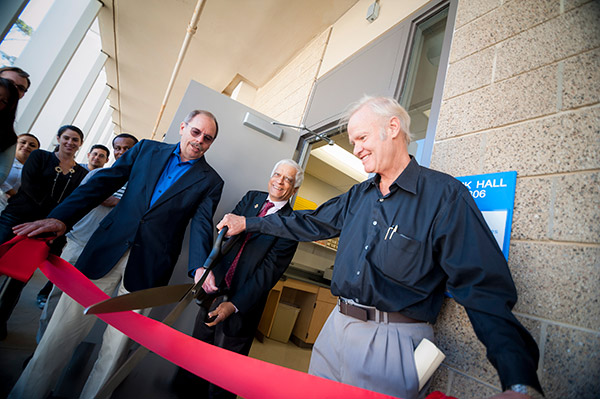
{"left": 338, "top": 298, "right": 421, "bottom": 323}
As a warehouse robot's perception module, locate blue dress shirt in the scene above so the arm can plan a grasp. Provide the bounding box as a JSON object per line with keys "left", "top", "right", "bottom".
{"left": 150, "top": 144, "right": 199, "bottom": 207}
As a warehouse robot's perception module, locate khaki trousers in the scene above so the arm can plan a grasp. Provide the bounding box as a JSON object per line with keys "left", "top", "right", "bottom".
{"left": 36, "top": 237, "right": 86, "bottom": 342}
{"left": 10, "top": 250, "right": 147, "bottom": 399}
{"left": 308, "top": 307, "right": 434, "bottom": 399}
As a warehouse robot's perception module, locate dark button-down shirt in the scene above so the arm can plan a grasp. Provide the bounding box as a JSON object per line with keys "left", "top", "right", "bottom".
{"left": 246, "top": 157, "right": 541, "bottom": 392}
{"left": 150, "top": 144, "right": 199, "bottom": 206}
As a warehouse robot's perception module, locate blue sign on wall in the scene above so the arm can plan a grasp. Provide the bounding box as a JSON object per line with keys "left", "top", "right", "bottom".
{"left": 455, "top": 171, "right": 517, "bottom": 260}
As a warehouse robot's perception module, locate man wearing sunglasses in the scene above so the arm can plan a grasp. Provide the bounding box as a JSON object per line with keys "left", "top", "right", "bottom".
{"left": 9, "top": 110, "right": 223, "bottom": 399}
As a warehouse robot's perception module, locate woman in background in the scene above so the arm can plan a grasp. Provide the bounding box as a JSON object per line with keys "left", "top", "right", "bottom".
{"left": 0, "top": 78, "right": 19, "bottom": 186}
{"left": 0, "top": 125, "right": 87, "bottom": 340}
{"left": 0, "top": 133, "right": 40, "bottom": 212}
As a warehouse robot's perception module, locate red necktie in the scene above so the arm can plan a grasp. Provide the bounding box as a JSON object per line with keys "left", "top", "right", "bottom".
{"left": 224, "top": 200, "right": 275, "bottom": 287}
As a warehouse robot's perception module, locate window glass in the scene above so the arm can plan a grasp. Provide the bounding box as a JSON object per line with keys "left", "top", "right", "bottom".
{"left": 299, "top": 9, "right": 451, "bottom": 206}
{"left": 399, "top": 7, "right": 449, "bottom": 162}
{"left": 0, "top": 0, "right": 56, "bottom": 67}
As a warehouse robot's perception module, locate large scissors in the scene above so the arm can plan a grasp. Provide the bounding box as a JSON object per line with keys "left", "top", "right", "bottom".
{"left": 84, "top": 227, "right": 238, "bottom": 398}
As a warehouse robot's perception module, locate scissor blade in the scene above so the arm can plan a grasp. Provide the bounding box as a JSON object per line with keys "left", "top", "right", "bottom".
{"left": 84, "top": 283, "right": 193, "bottom": 314}
{"left": 94, "top": 289, "right": 200, "bottom": 399}
{"left": 93, "top": 227, "right": 234, "bottom": 397}
{"left": 85, "top": 227, "right": 233, "bottom": 315}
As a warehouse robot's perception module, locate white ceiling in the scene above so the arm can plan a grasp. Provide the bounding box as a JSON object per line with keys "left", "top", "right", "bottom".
{"left": 97, "top": 0, "right": 359, "bottom": 140}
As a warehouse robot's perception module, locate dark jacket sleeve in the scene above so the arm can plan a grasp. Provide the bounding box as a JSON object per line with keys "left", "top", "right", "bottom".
{"left": 187, "top": 175, "right": 223, "bottom": 272}
{"left": 48, "top": 140, "right": 141, "bottom": 228}
{"left": 18, "top": 149, "right": 47, "bottom": 206}
{"left": 435, "top": 190, "right": 542, "bottom": 393}
{"left": 245, "top": 189, "right": 351, "bottom": 241}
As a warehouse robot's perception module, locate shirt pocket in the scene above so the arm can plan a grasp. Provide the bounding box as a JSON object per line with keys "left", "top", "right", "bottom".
{"left": 375, "top": 232, "right": 424, "bottom": 284}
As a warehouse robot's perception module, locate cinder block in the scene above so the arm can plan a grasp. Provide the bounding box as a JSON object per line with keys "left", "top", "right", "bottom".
{"left": 553, "top": 172, "right": 600, "bottom": 243}
{"left": 430, "top": 134, "right": 482, "bottom": 176}
{"left": 483, "top": 107, "right": 600, "bottom": 176}
{"left": 563, "top": 48, "right": 600, "bottom": 110}
{"left": 443, "top": 47, "right": 494, "bottom": 99}
{"left": 510, "top": 242, "right": 600, "bottom": 330}
{"left": 454, "top": 0, "right": 500, "bottom": 29}
{"left": 426, "top": 364, "right": 451, "bottom": 394}
{"left": 450, "top": 0, "right": 559, "bottom": 62}
{"left": 447, "top": 370, "right": 501, "bottom": 399}
{"left": 511, "top": 177, "right": 553, "bottom": 241}
{"left": 541, "top": 324, "right": 600, "bottom": 398}
{"left": 495, "top": 2, "right": 600, "bottom": 81}
{"left": 254, "top": 31, "right": 327, "bottom": 120}
{"left": 437, "top": 64, "right": 557, "bottom": 138}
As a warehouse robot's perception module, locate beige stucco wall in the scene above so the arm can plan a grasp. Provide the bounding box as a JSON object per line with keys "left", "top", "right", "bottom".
{"left": 319, "top": 0, "right": 429, "bottom": 78}
{"left": 252, "top": 29, "right": 331, "bottom": 126}
{"left": 252, "top": 0, "right": 431, "bottom": 123}
{"left": 252, "top": 0, "right": 599, "bottom": 397}
{"left": 429, "top": 0, "right": 600, "bottom": 397}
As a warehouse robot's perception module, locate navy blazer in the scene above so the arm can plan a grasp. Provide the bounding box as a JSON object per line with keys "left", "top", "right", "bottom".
{"left": 49, "top": 140, "right": 224, "bottom": 292}
{"left": 212, "top": 190, "right": 298, "bottom": 336}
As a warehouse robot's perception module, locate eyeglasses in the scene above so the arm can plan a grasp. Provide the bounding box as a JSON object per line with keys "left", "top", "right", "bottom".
{"left": 14, "top": 84, "right": 27, "bottom": 94}
{"left": 184, "top": 122, "right": 214, "bottom": 144}
{"left": 272, "top": 171, "right": 295, "bottom": 185}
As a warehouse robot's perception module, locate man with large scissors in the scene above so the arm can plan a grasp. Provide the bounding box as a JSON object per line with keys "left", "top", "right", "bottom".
{"left": 9, "top": 110, "right": 223, "bottom": 399}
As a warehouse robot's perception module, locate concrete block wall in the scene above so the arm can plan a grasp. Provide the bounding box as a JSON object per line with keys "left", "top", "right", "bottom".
{"left": 429, "top": 0, "right": 600, "bottom": 397}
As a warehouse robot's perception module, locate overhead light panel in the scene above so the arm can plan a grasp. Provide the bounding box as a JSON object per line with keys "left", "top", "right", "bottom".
{"left": 312, "top": 144, "right": 368, "bottom": 182}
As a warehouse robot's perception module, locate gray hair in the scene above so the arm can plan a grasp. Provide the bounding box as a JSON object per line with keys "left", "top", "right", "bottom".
{"left": 343, "top": 95, "right": 412, "bottom": 146}
{"left": 271, "top": 159, "right": 304, "bottom": 188}
{"left": 183, "top": 110, "right": 219, "bottom": 138}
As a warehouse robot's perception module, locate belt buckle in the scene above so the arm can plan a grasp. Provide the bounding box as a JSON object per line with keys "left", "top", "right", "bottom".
{"left": 374, "top": 309, "right": 389, "bottom": 324}
{"left": 340, "top": 300, "right": 368, "bottom": 322}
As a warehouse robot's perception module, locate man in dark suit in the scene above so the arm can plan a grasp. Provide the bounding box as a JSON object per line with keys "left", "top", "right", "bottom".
{"left": 9, "top": 110, "right": 223, "bottom": 399}
{"left": 173, "top": 159, "right": 303, "bottom": 399}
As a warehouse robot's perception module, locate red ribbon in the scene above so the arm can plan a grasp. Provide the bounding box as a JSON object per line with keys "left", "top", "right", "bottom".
{"left": 0, "top": 236, "right": 453, "bottom": 399}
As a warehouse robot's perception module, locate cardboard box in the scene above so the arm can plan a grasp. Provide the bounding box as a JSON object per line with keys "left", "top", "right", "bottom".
{"left": 269, "top": 302, "right": 300, "bottom": 343}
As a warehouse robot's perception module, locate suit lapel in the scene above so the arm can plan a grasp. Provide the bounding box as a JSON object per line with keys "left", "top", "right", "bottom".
{"left": 247, "top": 192, "right": 269, "bottom": 217}
{"left": 233, "top": 194, "right": 293, "bottom": 285}
{"left": 143, "top": 144, "right": 177, "bottom": 209}
{"left": 246, "top": 194, "right": 292, "bottom": 244}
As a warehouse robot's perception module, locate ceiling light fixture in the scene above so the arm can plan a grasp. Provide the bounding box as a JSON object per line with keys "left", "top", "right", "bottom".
{"left": 311, "top": 143, "right": 368, "bottom": 182}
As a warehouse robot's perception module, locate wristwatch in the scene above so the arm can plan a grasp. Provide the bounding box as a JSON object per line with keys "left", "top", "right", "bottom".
{"left": 509, "top": 384, "right": 543, "bottom": 397}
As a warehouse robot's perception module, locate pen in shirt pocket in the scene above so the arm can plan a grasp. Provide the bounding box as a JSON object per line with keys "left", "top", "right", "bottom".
{"left": 384, "top": 225, "right": 398, "bottom": 240}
